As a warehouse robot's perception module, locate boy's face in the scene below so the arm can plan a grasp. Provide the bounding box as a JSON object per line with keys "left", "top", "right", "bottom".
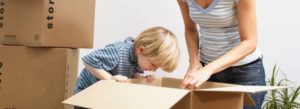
{"left": 136, "top": 46, "right": 158, "bottom": 72}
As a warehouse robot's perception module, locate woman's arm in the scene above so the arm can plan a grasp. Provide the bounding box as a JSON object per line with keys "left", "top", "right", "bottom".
{"left": 177, "top": 0, "right": 203, "bottom": 74}
{"left": 205, "top": 0, "right": 258, "bottom": 74}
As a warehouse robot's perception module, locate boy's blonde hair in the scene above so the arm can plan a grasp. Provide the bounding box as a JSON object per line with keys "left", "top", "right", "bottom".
{"left": 134, "top": 26, "right": 180, "bottom": 72}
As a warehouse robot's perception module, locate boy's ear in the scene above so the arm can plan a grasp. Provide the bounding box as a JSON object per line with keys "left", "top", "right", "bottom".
{"left": 137, "top": 46, "right": 145, "bottom": 54}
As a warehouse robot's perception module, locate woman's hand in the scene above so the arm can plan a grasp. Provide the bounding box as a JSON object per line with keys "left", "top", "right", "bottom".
{"left": 112, "top": 75, "right": 128, "bottom": 82}
{"left": 181, "top": 67, "right": 214, "bottom": 89}
{"left": 185, "top": 61, "right": 203, "bottom": 78}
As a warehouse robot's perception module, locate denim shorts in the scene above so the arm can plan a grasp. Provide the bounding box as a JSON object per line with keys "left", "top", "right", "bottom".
{"left": 202, "top": 58, "right": 267, "bottom": 109}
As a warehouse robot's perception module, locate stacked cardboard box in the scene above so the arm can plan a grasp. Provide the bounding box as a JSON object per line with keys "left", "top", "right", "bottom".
{"left": 0, "top": 0, "right": 95, "bottom": 48}
{"left": 0, "top": 0, "right": 95, "bottom": 108}
{"left": 0, "top": 46, "right": 79, "bottom": 109}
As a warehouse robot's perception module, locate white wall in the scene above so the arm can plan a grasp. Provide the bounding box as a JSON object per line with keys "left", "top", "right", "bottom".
{"left": 79, "top": 0, "right": 188, "bottom": 78}
{"left": 256, "top": 0, "right": 300, "bottom": 83}
{"left": 79, "top": 0, "right": 300, "bottom": 83}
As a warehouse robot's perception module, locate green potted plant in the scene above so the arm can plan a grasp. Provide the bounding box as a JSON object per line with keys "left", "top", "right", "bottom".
{"left": 263, "top": 65, "right": 300, "bottom": 109}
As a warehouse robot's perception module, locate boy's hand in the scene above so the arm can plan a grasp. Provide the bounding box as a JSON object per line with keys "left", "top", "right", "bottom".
{"left": 112, "top": 75, "right": 128, "bottom": 82}
{"left": 133, "top": 73, "right": 143, "bottom": 79}
{"left": 143, "top": 75, "right": 155, "bottom": 83}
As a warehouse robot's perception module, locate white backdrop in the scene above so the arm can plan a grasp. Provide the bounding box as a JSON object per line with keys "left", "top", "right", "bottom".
{"left": 79, "top": 0, "right": 300, "bottom": 84}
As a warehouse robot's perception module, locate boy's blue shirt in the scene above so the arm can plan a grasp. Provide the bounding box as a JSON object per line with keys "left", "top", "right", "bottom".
{"left": 75, "top": 37, "right": 143, "bottom": 94}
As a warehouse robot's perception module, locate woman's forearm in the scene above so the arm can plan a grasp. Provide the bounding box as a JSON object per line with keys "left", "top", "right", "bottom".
{"left": 185, "top": 29, "right": 200, "bottom": 64}
{"left": 206, "top": 39, "right": 257, "bottom": 74}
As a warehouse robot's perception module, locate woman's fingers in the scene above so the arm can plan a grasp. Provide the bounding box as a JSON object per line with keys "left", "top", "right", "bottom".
{"left": 181, "top": 73, "right": 207, "bottom": 89}
{"left": 180, "top": 76, "right": 193, "bottom": 89}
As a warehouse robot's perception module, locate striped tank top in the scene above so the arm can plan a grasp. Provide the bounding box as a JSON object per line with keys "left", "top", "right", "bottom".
{"left": 185, "top": 0, "right": 262, "bottom": 66}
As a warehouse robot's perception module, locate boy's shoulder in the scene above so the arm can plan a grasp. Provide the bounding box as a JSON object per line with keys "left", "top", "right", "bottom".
{"left": 109, "top": 37, "right": 134, "bottom": 50}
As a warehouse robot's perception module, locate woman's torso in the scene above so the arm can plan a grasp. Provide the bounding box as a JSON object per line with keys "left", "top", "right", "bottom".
{"left": 186, "top": 0, "right": 261, "bottom": 66}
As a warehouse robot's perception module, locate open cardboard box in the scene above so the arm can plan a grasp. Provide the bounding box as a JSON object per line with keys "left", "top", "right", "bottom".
{"left": 63, "top": 77, "right": 286, "bottom": 109}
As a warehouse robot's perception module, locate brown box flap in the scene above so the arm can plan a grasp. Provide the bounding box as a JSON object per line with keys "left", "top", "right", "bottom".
{"left": 196, "top": 85, "right": 287, "bottom": 93}
{"left": 63, "top": 80, "right": 189, "bottom": 109}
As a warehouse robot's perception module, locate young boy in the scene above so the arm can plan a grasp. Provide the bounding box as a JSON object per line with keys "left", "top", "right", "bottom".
{"left": 74, "top": 26, "right": 180, "bottom": 97}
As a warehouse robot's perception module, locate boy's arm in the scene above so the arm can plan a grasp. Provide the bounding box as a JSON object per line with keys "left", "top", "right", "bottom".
{"left": 84, "top": 63, "right": 113, "bottom": 80}
{"left": 84, "top": 63, "right": 128, "bottom": 82}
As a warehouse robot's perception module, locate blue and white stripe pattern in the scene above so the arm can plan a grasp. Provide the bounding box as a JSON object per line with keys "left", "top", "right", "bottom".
{"left": 185, "top": 0, "right": 262, "bottom": 66}
{"left": 74, "top": 37, "right": 143, "bottom": 94}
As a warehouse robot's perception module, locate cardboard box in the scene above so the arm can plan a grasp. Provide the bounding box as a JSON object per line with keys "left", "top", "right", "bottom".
{"left": 0, "top": 0, "right": 95, "bottom": 48}
{"left": 0, "top": 45, "right": 79, "bottom": 109}
{"left": 63, "top": 78, "right": 286, "bottom": 109}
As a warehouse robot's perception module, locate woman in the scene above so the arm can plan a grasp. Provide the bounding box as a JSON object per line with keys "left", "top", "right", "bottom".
{"left": 178, "top": 0, "right": 266, "bottom": 108}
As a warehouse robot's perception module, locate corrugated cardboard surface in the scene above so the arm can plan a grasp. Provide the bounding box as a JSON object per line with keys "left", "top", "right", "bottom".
{"left": 0, "top": 0, "right": 95, "bottom": 48}
{"left": 0, "top": 45, "right": 79, "bottom": 109}
{"left": 191, "top": 91, "right": 244, "bottom": 109}
{"left": 161, "top": 78, "right": 247, "bottom": 109}
{"left": 64, "top": 78, "right": 266, "bottom": 109}
{"left": 64, "top": 80, "right": 190, "bottom": 109}
{"left": 197, "top": 85, "right": 288, "bottom": 93}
